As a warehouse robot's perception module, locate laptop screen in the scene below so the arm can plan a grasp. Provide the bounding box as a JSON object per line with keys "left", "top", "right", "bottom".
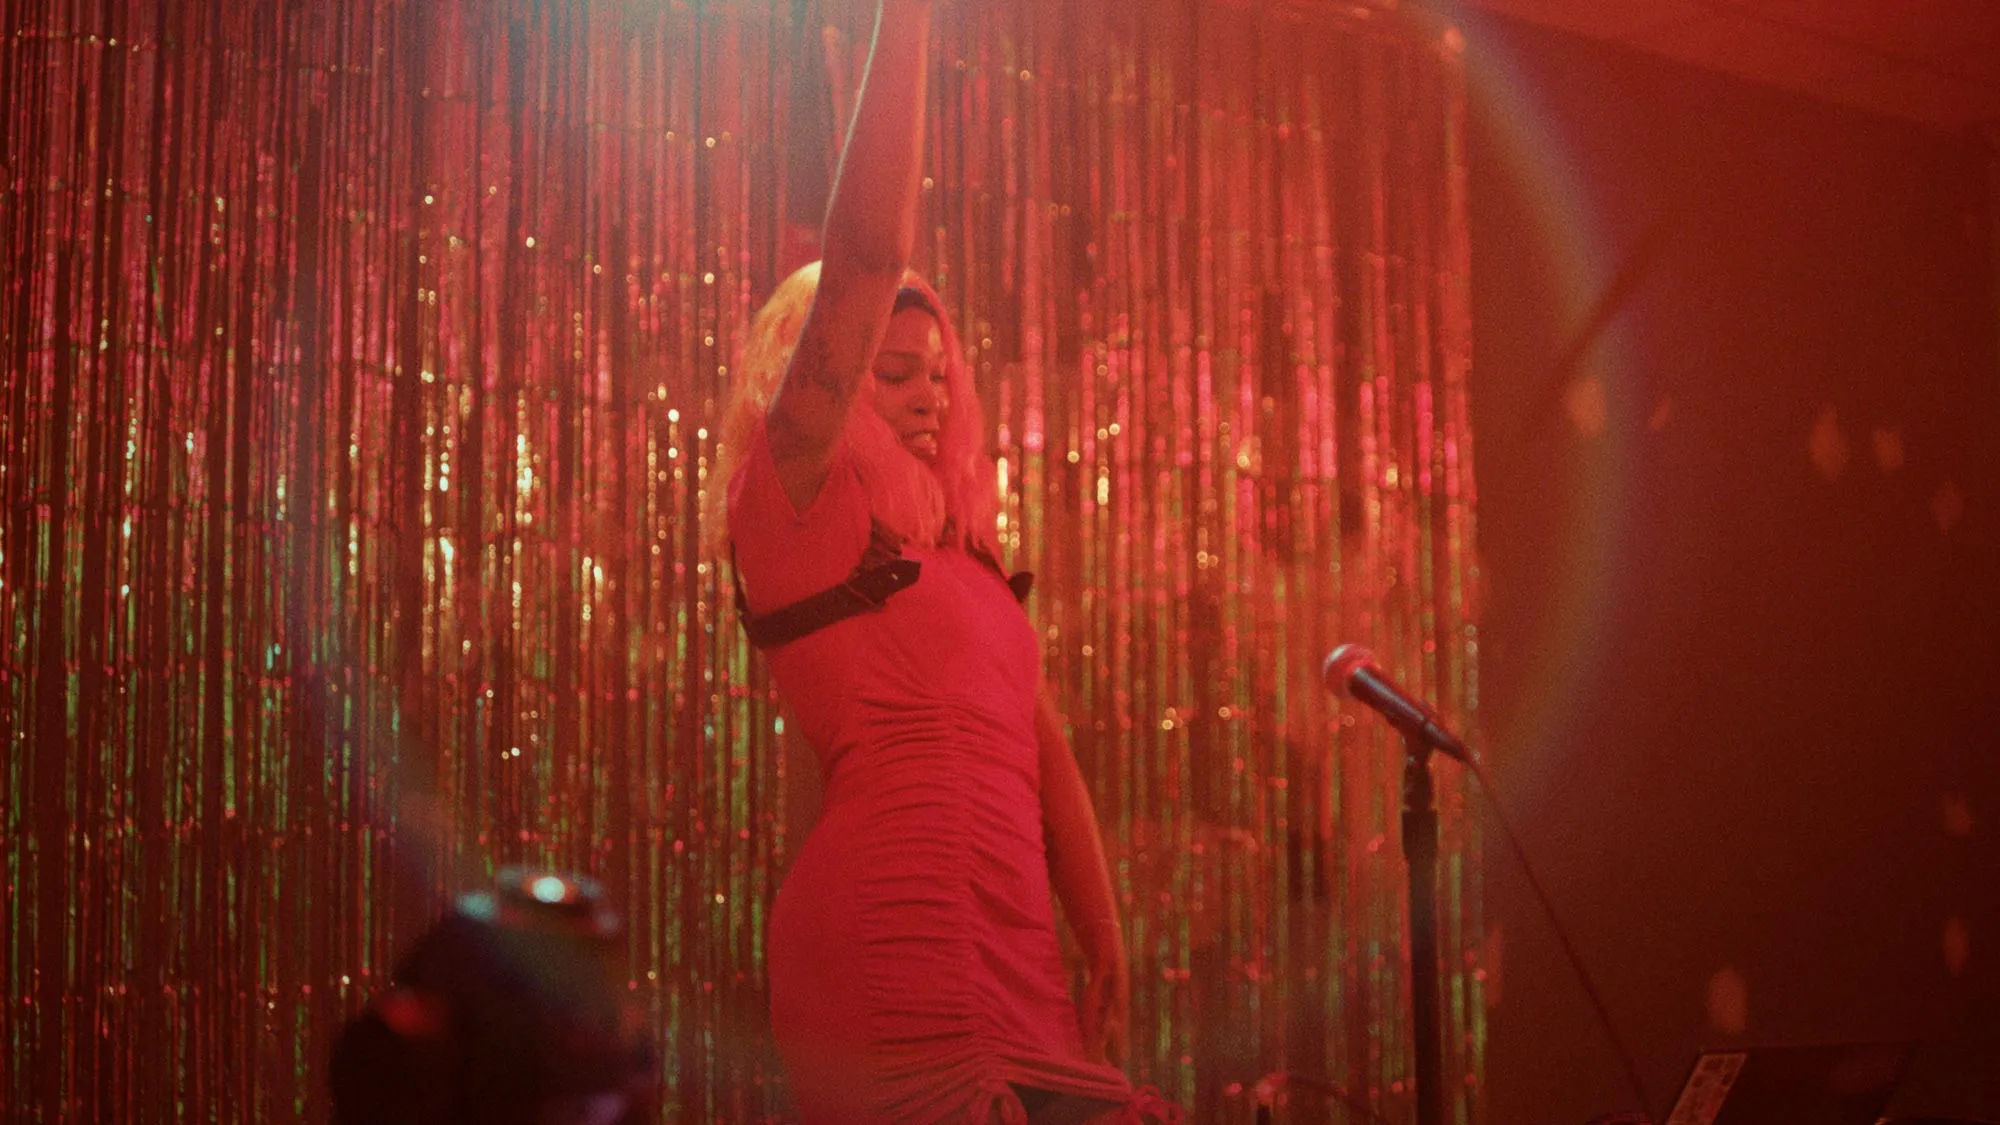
{"left": 1663, "top": 1042, "right": 1909, "bottom": 1125}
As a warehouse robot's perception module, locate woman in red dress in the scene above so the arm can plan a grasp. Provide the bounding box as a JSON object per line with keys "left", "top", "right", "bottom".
{"left": 712, "top": 3, "right": 1174, "bottom": 1122}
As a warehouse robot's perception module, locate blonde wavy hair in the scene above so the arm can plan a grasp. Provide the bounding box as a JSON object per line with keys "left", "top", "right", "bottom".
{"left": 705, "top": 261, "right": 998, "bottom": 559}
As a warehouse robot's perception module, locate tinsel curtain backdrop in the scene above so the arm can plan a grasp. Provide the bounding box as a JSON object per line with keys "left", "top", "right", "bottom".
{"left": 0, "top": 0, "right": 1481, "bottom": 1120}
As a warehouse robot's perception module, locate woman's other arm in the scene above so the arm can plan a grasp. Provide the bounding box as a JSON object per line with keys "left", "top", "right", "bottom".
{"left": 1036, "top": 687, "right": 1130, "bottom": 1067}
{"left": 766, "top": 0, "right": 932, "bottom": 512}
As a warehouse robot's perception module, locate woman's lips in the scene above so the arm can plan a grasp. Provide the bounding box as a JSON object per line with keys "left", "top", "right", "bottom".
{"left": 904, "top": 431, "right": 939, "bottom": 460}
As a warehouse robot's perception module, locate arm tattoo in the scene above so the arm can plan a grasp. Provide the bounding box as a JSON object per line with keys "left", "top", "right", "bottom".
{"left": 791, "top": 330, "right": 851, "bottom": 403}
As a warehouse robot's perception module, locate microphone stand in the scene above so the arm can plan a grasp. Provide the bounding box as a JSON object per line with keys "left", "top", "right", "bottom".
{"left": 1325, "top": 645, "right": 1656, "bottom": 1123}
{"left": 1402, "top": 734, "right": 1445, "bottom": 1125}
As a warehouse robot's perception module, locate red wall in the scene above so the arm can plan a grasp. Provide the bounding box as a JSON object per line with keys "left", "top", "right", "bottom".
{"left": 1466, "top": 16, "right": 2000, "bottom": 1124}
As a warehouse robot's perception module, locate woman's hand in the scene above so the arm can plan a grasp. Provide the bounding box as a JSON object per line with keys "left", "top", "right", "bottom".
{"left": 1077, "top": 919, "right": 1130, "bottom": 1067}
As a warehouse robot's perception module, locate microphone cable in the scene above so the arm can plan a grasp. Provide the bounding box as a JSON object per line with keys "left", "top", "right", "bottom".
{"left": 1458, "top": 749, "right": 1660, "bottom": 1123}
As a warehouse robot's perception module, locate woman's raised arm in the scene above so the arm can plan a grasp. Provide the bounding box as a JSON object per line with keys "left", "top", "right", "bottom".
{"left": 765, "top": 0, "right": 932, "bottom": 512}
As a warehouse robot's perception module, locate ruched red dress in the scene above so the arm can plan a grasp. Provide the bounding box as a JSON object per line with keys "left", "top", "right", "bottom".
{"left": 729, "top": 419, "right": 1143, "bottom": 1124}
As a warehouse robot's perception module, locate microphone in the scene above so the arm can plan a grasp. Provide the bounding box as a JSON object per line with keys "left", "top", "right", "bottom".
{"left": 1321, "top": 644, "right": 1473, "bottom": 763}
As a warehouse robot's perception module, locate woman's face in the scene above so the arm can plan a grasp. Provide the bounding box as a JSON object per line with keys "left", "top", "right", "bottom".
{"left": 869, "top": 306, "right": 949, "bottom": 465}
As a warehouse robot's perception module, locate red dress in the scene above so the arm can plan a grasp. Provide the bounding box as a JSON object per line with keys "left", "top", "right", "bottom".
{"left": 729, "top": 419, "right": 1141, "bottom": 1123}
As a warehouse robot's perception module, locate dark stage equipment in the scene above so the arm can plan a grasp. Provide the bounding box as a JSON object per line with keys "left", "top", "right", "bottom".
{"left": 1656, "top": 1042, "right": 1908, "bottom": 1125}
{"left": 329, "top": 869, "right": 656, "bottom": 1125}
